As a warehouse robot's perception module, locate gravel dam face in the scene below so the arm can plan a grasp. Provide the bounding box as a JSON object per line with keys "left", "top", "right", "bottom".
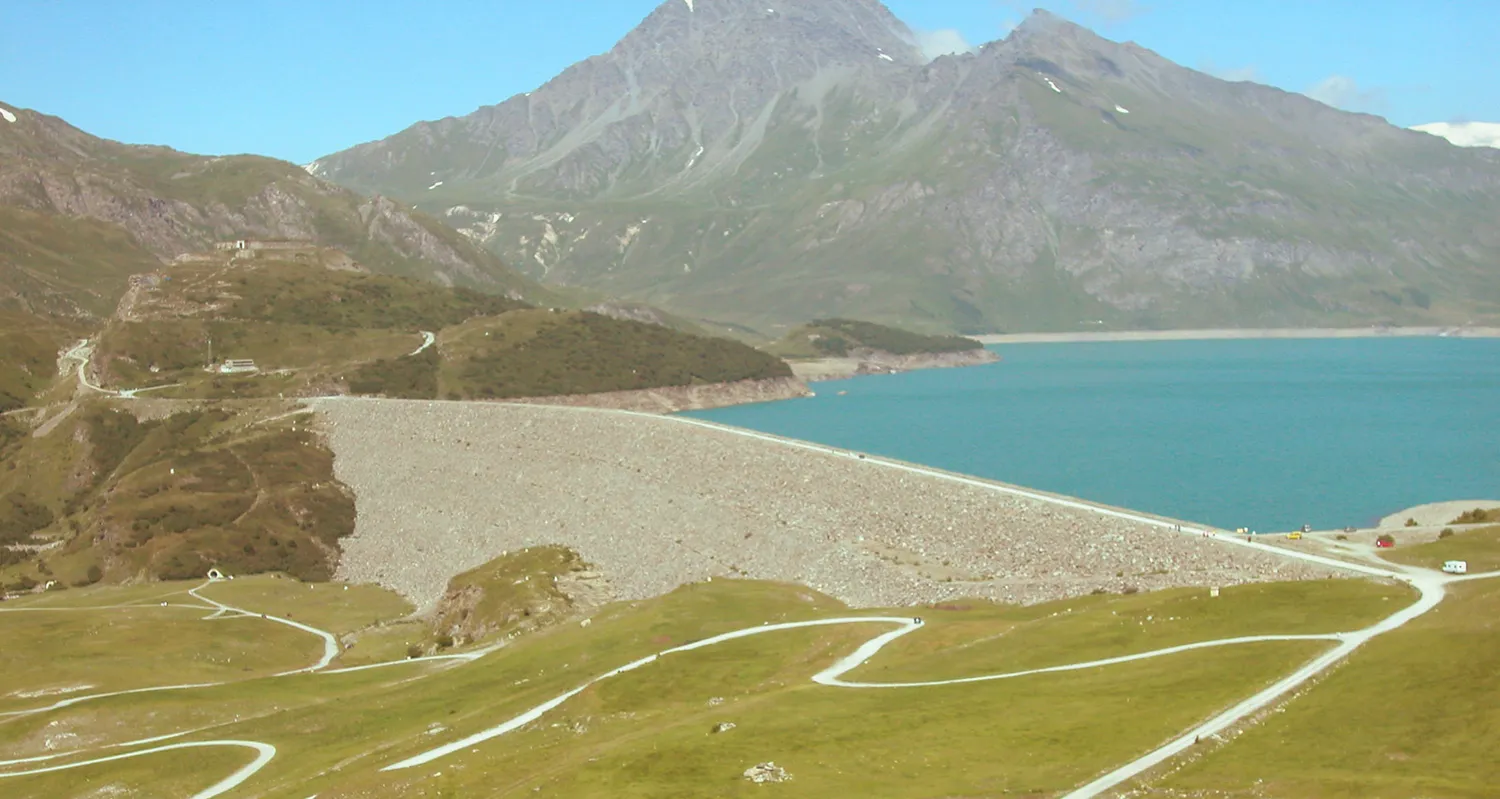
{"left": 314, "top": 398, "right": 1333, "bottom": 612}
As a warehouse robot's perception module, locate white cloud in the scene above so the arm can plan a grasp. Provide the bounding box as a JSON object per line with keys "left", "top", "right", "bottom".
{"left": 1304, "top": 75, "right": 1387, "bottom": 113}
{"left": 1411, "top": 122, "right": 1500, "bottom": 149}
{"left": 913, "top": 28, "right": 977, "bottom": 62}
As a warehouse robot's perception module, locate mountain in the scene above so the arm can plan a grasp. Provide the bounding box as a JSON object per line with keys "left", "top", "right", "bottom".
{"left": 1412, "top": 122, "right": 1500, "bottom": 149}
{"left": 312, "top": 1, "right": 1500, "bottom": 334}
{"left": 0, "top": 99, "right": 556, "bottom": 407}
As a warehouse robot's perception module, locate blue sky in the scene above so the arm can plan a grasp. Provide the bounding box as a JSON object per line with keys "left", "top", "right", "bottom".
{"left": 1, "top": 0, "right": 1494, "bottom": 164}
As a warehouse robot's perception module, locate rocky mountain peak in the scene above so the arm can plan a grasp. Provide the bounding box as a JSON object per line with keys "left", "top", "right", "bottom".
{"left": 612, "top": 0, "right": 923, "bottom": 68}
{"left": 312, "top": 6, "right": 1500, "bottom": 334}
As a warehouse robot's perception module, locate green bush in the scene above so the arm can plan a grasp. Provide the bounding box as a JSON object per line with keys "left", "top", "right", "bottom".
{"left": 1439, "top": 528, "right": 1455, "bottom": 539}
{"left": 0, "top": 493, "right": 54, "bottom": 545}
{"left": 1453, "top": 508, "right": 1499, "bottom": 525}
{"left": 1405, "top": 518, "right": 1419, "bottom": 527}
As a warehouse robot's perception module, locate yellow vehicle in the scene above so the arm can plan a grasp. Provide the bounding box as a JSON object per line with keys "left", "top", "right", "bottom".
{"left": 1286, "top": 532, "right": 1304, "bottom": 540}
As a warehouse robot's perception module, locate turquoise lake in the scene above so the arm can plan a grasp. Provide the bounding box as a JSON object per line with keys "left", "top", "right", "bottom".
{"left": 686, "top": 338, "right": 1500, "bottom": 532}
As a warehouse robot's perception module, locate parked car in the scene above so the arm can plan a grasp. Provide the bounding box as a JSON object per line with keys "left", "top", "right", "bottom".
{"left": 1287, "top": 532, "right": 1303, "bottom": 540}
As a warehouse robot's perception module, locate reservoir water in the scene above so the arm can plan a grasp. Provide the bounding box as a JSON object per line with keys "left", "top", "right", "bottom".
{"left": 686, "top": 338, "right": 1500, "bottom": 532}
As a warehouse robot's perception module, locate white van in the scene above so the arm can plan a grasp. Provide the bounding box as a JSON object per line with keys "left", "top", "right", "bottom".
{"left": 1443, "top": 560, "right": 1468, "bottom": 575}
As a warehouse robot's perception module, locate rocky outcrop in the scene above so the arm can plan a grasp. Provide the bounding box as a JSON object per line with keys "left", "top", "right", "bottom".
{"left": 744, "top": 763, "right": 792, "bottom": 784}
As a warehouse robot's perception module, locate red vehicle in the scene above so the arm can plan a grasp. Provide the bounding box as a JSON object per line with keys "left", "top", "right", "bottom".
{"left": 1375, "top": 538, "right": 1395, "bottom": 549}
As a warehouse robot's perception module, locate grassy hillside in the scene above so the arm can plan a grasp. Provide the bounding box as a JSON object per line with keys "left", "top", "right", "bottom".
{"left": 429, "top": 546, "right": 594, "bottom": 649}
{"left": 0, "top": 576, "right": 1406, "bottom": 797}
{"left": 1150, "top": 576, "right": 1500, "bottom": 798}
{"left": 89, "top": 256, "right": 788, "bottom": 402}
{"left": 0, "top": 400, "right": 354, "bottom": 589}
{"left": 434, "top": 309, "right": 792, "bottom": 401}
{"left": 767, "top": 318, "right": 986, "bottom": 359}
{"left": 1386, "top": 525, "right": 1500, "bottom": 573}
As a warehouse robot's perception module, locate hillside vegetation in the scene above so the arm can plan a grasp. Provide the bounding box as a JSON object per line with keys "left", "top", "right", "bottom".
{"left": 0, "top": 400, "right": 353, "bottom": 590}
{"left": 1386, "top": 525, "right": 1500, "bottom": 573}
{"left": 0, "top": 101, "right": 557, "bottom": 411}
{"left": 436, "top": 310, "right": 791, "bottom": 400}
{"left": 91, "top": 255, "right": 790, "bottom": 402}
{"left": 768, "top": 318, "right": 986, "bottom": 359}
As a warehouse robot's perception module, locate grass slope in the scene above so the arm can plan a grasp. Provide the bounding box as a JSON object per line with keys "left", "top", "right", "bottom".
{"left": 1386, "top": 525, "right": 1500, "bottom": 573}
{"left": 0, "top": 575, "right": 1405, "bottom": 798}
{"left": 0, "top": 401, "right": 354, "bottom": 588}
{"left": 767, "top": 317, "right": 986, "bottom": 359}
{"left": 1150, "top": 577, "right": 1500, "bottom": 798}
{"left": 437, "top": 309, "right": 791, "bottom": 400}
{"left": 92, "top": 257, "right": 789, "bottom": 401}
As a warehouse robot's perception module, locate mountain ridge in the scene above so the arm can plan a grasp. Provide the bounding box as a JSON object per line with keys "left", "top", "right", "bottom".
{"left": 311, "top": 2, "right": 1500, "bottom": 333}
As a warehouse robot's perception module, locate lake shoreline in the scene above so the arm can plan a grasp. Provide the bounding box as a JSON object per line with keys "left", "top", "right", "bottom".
{"left": 976, "top": 326, "right": 1500, "bottom": 345}
{"left": 788, "top": 348, "right": 1000, "bottom": 382}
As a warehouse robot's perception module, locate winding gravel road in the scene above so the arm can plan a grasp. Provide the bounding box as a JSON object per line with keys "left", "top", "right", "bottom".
{"left": 5, "top": 564, "right": 1495, "bottom": 797}
{"left": 0, "top": 577, "right": 482, "bottom": 796}
{"left": 383, "top": 563, "right": 1492, "bottom": 788}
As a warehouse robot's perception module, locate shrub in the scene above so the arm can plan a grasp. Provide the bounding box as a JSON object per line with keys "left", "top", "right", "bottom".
{"left": 0, "top": 493, "right": 54, "bottom": 545}
{"left": 1122, "top": 585, "right": 1140, "bottom": 595}
{"left": 348, "top": 347, "right": 439, "bottom": 399}
{"left": 1405, "top": 518, "right": 1419, "bottom": 527}
{"left": 1335, "top": 534, "right": 1349, "bottom": 541}
{"left": 1454, "top": 508, "right": 1499, "bottom": 525}
{"left": 1439, "top": 528, "right": 1455, "bottom": 539}
{"left": 406, "top": 644, "right": 424, "bottom": 660}
{"left": 85, "top": 564, "right": 103, "bottom": 584}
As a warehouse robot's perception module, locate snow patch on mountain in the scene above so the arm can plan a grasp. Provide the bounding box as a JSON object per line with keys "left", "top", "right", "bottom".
{"left": 0, "top": 107, "right": 17, "bottom": 123}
